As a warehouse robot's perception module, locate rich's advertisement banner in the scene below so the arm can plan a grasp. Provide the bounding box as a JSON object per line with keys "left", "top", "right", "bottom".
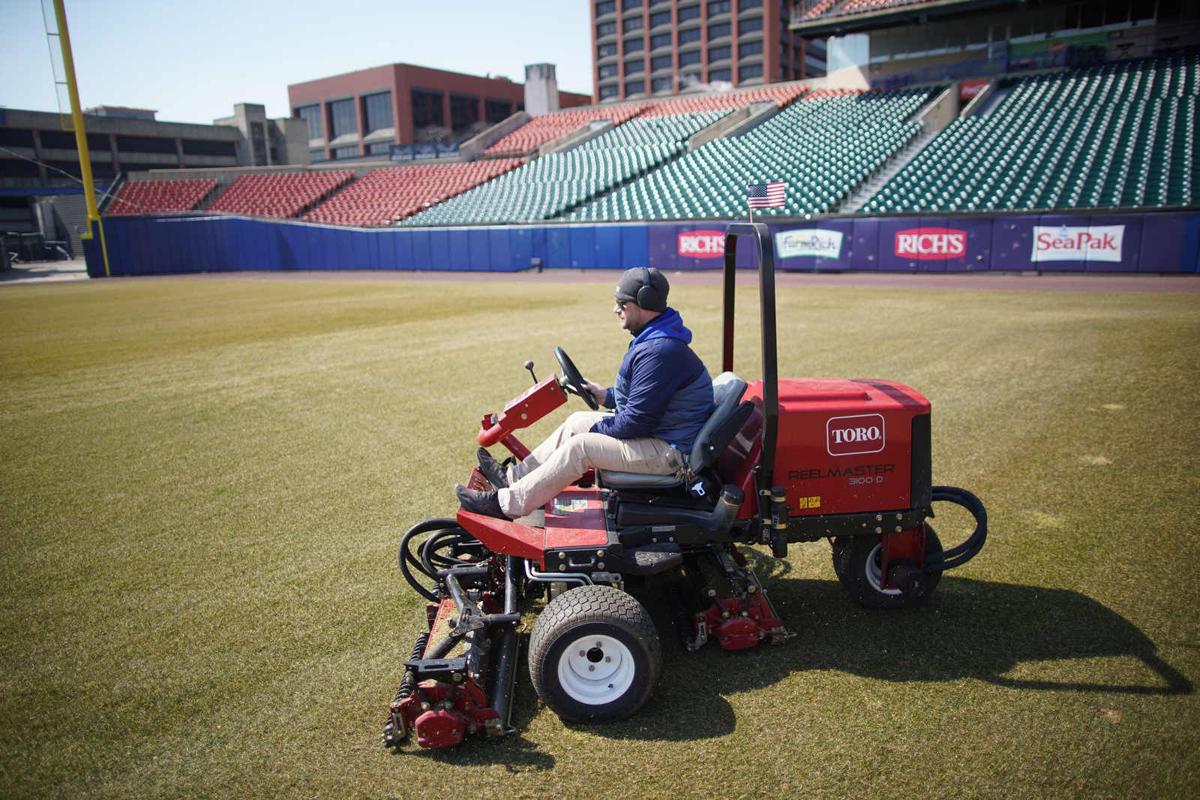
{"left": 775, "top": 228, "right": 844, "bottom": 259}
{"left": 676, "top": 229, "right": 725, "bottom": 258}
{"left": 1031, "top": 225, "right": 1125, "bottom": 262}
{"left": 894, "top": 227, "right": 967, "bottom": 260}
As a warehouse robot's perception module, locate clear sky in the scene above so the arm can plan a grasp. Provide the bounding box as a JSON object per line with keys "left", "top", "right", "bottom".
{"left": 0, "top": 0, "right": 596, "bottom": 124}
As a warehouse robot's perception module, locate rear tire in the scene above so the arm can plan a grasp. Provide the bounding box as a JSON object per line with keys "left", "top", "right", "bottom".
{"left": 833, "top": 525, "right": 943, "bottom": 609}
{"left": 528, "top": 584, "right": 660, "bottom": 723}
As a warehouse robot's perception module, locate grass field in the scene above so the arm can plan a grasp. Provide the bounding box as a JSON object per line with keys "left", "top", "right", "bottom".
{"left": 1, "top": 273, "right": 1197, "bottom": 798}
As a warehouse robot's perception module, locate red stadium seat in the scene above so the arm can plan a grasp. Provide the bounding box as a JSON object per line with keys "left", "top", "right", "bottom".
{"left": 104, "top": 179, "right": 217, "bottom": 216}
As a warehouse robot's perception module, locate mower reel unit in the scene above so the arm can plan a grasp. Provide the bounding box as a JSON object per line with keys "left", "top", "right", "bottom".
{"left": 383, "top": 223, "right": 987, "bottom": 750}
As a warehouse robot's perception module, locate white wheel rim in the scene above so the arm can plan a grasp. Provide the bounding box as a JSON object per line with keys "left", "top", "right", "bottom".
{"left": 864, "top": 543, "right": 902, "bottom": 596}
{"left": 556, "top": 633, "right": 635, "bottom": 706}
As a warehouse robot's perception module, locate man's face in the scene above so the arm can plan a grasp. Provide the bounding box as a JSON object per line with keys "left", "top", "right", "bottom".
{"left": 614, "top": 298, "right": 648, "bottom": 334}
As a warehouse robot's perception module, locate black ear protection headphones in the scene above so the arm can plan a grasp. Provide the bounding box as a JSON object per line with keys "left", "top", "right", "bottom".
{"left": 636, "top": 267, "right": 666, "bottom": 312}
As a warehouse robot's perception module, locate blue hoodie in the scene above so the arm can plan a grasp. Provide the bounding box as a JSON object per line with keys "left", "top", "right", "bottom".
{"left": 589, "top": 307, "right": 714, "bottom": 452}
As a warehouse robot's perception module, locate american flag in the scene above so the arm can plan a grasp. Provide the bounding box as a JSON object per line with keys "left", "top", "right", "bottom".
{"left": 747, "top": 181, "right": 787, "bottom": 209}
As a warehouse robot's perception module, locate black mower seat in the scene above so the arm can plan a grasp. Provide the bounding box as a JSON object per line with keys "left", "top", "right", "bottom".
{"left": 600, "top": 372, "right": 748, "bottom": 491}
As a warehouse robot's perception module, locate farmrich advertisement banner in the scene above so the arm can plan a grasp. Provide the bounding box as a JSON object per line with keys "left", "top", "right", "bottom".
{"left": 775, "top": 228, "right": 844, "bottom": 260}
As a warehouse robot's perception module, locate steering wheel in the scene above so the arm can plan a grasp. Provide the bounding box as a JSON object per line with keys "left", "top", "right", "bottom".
{"left": 554, "top": 346, "right": 599, "bottom": 410}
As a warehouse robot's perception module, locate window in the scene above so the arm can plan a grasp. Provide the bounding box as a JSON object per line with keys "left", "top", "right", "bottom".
{"left": 708, "top": 45, "right": 731, "bottom": 62}
{"left": 0, "top": 128, "right": 33, "bottom": 148}
{"left": 600, "top": 63, "right": 619, "bottom": 78}
{"left": 679, "top": 49, "right": 702, "bottom": 66}
{"left": 651, "top": 32, "right": 672, "bottom": 48}
{"left": 650, "top": 10, "right": 671, "bottom": 27}
{"left": 739, "top": 63, "right": 762, "bottom": 80}
{"left": 295, "top": 105, "right": 322, "bottom": 140}
{"left": 332, "top": 146, "right": 359, "bottom": 159}
{"left": 679, "top": 26, "right": 702, "bottom": 44}
{"left": 598, "top": 21, "right": 617, "bottom": 36}
{"left": 708, "top": 68, "right": 731, "bottom": 81}
{"left": 485, "top": 99, "right": 512, "bottom": 123}
{"left": 624, "top": 15, "right": 643, "bottom": 31}
{"left": 367, "top": 142, "right": 392, "bottom": 155}
{"left": 599, "top": 83, "right": 619, "bottom": 100}
{"left": 708, "top": 1, "right": 730, "bottom": 14}
{"left": 596, "top": 0, "right": 615, "bottom": 15}
{"left": 625, "top": 36, "right": 644, "bottom": 52}
{"left": 652, "top": 54, "right": 672, "bottom": 71}
{"left": 622, "top": 0, "right": 642, "bottom": 8}
{"left": 652, "top": 77, "right": 673, "bottom": 92}
{"left": 624, "top": 58, "right": 644, "bottom": 75}
{"left": 678, "top": 4, "right": 700, "bottom": 22}
{"left": 328, "top": 98, "right": 357, "bottom": 137}
{"left": 309, "top": 148, "right": 327, "bottom": 162}
{"left": 0, "top": 158, "right": 40, "bottom": 178}
{"left": 739, "top": 39, "right": 762, "bottom": 58}
{"left": 450, "top": 95, "right": 479, "bottom": 134}
{"left": 363, "top": 92, "right": 393, "bottom": 133}
{"left": 738, "top": 0, "right": 761, "bottom": 9}
{"left": 598, "top": 41, "right": 618, "bottom": 57}
{"left": 738, "top": 16, "right": 762, "bottom": 32}
{"left": 411, "top": 89, "right": 444, "bottom": 128}
{"left": 625, "top": 79, "right": 645, "bottom": 94}
{"left": 39, "top": 129, "right": 109, "bottom": 151}
{"left": 182, "top": 139, "right": 237, "bottom": 156}
{"left": 115, "top": 135, "right": 176, "bottom": 154}
{"left": 708, "top": 21, "right": 731, "bottom": 38}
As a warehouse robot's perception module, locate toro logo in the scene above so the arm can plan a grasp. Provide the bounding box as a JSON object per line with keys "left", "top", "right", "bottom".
{"left": 677, "top": 230, "right": 725, "bottom": 259}
{"left": 827, "top": 414, "right": 886, "bottom": 457}
{"left": 894, "top": 227, "right": 967, "bottom": 260}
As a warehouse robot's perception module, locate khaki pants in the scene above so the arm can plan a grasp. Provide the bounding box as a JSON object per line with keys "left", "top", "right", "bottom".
{"left": 497, "top": 411, "right": 684, "bottom": 518}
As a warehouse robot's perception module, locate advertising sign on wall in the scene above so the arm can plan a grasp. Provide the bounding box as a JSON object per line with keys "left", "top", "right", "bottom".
{"left": 676, "top": 229, "right": 725, "bottom": 259}
{"left": 775, "top": 228, "right": 844, "bottom": 259}
{"left": 893, "top": 227, "right": 967, "bottom": 260}
{"left": 1031, "top": 224, "right": 1125, "bottom": 262}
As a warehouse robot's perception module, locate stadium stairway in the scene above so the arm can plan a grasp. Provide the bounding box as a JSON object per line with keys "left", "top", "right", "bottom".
{"left": 838, "top": 127, "right": 940, "bottom": 213}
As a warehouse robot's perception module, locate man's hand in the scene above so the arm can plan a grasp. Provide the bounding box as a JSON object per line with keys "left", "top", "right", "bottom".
{"left": 581, "top": 379, "right": 608, "bottom": 407}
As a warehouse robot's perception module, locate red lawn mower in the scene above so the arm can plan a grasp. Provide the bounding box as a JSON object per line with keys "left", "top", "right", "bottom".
{"left": 382, "top": 223, "right": 987, "bottom": 750}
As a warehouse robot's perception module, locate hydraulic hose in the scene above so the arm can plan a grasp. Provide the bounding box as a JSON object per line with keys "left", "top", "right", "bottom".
{"left": 922, "top": 486, "right": 987, "bottom": 573}
{"left": 398, "top": 518, "right": 475, "bottom": 602}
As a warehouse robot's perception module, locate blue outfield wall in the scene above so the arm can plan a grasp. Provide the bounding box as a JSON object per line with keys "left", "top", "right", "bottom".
{"left": 85, "top": 211, "right": 1200, "bottom": 278}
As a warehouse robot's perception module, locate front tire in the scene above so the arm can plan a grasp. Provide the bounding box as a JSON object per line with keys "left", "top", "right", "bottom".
{"left": 833, "top": 525, "right": 943, "bottom": 609}
{"left": 528, "top": 584, "right": 661, "bottom": 723}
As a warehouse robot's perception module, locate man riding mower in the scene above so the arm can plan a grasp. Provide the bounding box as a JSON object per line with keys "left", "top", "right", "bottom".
{"left": 383, "top": 224, "right": 986, "bottom": 750}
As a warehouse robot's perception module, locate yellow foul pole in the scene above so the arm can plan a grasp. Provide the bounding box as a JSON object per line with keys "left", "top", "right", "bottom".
{"left": 51, "top": 0, "right": 109, "bottom": 276}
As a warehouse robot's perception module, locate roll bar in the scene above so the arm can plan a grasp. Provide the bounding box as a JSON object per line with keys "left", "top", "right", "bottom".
{"left": 721, "top": 222, "right": 779, "bottom": 491}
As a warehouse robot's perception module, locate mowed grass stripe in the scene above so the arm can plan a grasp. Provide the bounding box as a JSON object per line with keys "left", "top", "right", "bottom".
{"left": 0, "top": 276, "right": 1196, "bottom": 798}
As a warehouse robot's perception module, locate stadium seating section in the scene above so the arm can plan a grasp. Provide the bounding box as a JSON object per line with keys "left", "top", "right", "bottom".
{"left": 206, "top": 171, "right": 354, "bottom": 219}
{"left": 569, "top": 87, "right": 934, "bottom": 221}
{"left": 484, "top": 106, "right": 646, "bottom": 157}
{"left": 483, "top": 84, "right": 807, "bottom": 158}
{"left": 863, "top": 54, "right": 1200, "bottom": 213}
{"left": 303, "top": 159, "right": 522, "bottom": 226}
{"left": 109, "top": 59, "right": 1200, "bottom": 227}
{"left": 404, "top": 114, "right": 721, "bottom": 226}
{"left": 105, "top": 179, "right": 217, "bottom": 216}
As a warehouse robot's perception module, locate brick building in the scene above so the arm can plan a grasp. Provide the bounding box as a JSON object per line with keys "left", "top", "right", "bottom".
{"left": 590, "top": 0, "right": 826, "bottom": 102}
{"left": 288, "top": 63, "right": 592, "bottom": 162}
